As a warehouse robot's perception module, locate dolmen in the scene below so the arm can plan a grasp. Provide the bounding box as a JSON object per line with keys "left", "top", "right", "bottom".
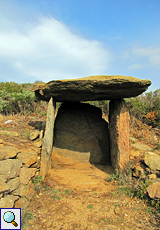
{"left": 33, "top": 75, "right": 151, "bottom": 179}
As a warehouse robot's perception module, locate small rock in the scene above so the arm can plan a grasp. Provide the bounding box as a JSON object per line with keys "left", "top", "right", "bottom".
{"left": 147, "top": 182, "right": 160, "bottom": 199}
{"left": 0, "top": 195, "right": 19, "bottom": 208}
{"left": 7, "top": 177, "right": 20, "bottom": 192}
{"left": 14, "top": 196, "right": 30, "bottom": 208}
{"left": 12, "top": 180, "right": 35, "bottom": 199}
{"left": 130, "top": 149, "right": 141, "bottom": 157}
{"left": 144, "top": 152, "right": 160, "bottom": 171}
{"left": 19, "top": 167, "right": 37, "bottom": 184}
{"left": 133, "top": 166, "right": 146, "bottom": 178}
{"left": 0, "top": 139, "right": 6, "bottom": 145}
{"left": 17, "top": 151, "right": 38, "bottom": 167}
{"left": 0, "top": 159, "right": 22, "bottom": 179}
{"left": 30, "top": 130, "right": 40, "bottom": 141}
{"left": 0, "top": 130, "right": 19, "bottom": 136}
{"left": 34, "top": 141, "right": 42, "bottom": 148}
{"left": 131, "top": 143, "right": 152, "bottom": 151}
{"left": 0, "top": 146, "right": 20, "bottom": 160}
{"left": 148, "top": 174, "right": 157, "bottom": 180}
{"left": 0, "top": 175, "right": 7, "bottom": 183}
{"left": 39, "top": 130, "right": 44, "bottom": 140}
{"left": 0, "top": 181, "right": 9, "bottom": 193}
{"left": 4, "top": 119, "right": 13, "bottom": 124}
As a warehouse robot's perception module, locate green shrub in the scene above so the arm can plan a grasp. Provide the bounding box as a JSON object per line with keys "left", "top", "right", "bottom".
{"left": 0, "top": 81, "right": 47, "bottom": 115}
{"left": 125, "top": 89, "right": 160, "bottom": 128}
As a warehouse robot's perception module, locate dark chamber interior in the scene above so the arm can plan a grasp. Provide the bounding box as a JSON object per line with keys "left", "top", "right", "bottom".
{"left": 52, "top": 102, "right": 110, "bottom": 165}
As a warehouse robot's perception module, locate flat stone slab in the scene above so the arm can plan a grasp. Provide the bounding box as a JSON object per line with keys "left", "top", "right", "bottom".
{"left": 33, "top": 75, "right": 151, "bottom": 102}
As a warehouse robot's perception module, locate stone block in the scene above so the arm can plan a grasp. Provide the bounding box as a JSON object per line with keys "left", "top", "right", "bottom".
{"left": 109, "top": 99, "right": 130, "bottom": 171}
{"left": 40, "top": 97, "right": 56, "bottom": 179}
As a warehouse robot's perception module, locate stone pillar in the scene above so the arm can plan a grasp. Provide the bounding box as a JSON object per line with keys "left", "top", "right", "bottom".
{"left": 109, "top": 99, "right": 130, "bottom": 171}
{"left": 40, "top": 97, "right": 56, "bottom": 179}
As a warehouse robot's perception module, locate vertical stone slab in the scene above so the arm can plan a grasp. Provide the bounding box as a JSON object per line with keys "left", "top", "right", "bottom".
{"left": 109, "top": 99, "right": 130, "bottom": 171}
{"left": 40, "top": 97, "right": 56, "bottom": 179}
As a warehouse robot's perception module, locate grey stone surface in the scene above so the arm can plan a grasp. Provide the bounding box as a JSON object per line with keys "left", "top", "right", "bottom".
{"left": 40, "top": 97, "right": 56, "bottom": 179}
{"left": 53, "top": 102, "right": 110, "bottom": 164}
{"left": 33, "top": 75, "right": 151, "bottom": 102}
{"left": 109, "top": 99, "right": 130, "bottom": 171}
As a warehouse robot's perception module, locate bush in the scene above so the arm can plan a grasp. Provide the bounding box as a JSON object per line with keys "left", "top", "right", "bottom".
{"left": 125, "top": 89, "right": 160, "bottom": 128}
{"left": 0, "top": 82, "right": 47, "bottom": 115}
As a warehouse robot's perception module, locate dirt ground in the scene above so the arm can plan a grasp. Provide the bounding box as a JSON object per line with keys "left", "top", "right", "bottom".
{"left": 0, "top": 114, "right": 160, "bottom": 230}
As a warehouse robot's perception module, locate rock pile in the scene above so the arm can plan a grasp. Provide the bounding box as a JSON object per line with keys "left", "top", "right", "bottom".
{"left": 130, "top": 138, "right": 160, "bottom": 199}
{"left": 0, "top": 130, "right": 44, "bottom": 208}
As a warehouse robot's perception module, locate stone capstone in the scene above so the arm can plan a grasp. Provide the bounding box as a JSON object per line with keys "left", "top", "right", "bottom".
{"left": 33, "top": 75, "right": 151, "bottom": 102}
{"left": 52, "top": 102, "right": 110, "bottom": 164}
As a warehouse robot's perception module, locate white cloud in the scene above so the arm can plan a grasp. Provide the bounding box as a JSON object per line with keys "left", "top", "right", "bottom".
{"left": 132, "top": 46, "right": 160, "bottom": 66}
{"left": 128, "top": 63, "right": 143, "bottom": 71}
{"left": 0, "top": 17, "right": 111, "bottom": 82}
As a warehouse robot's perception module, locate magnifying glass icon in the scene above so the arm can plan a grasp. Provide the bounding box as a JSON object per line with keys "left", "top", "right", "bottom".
{"left": 3, "top": 211, "right": 18, "bottom": 227}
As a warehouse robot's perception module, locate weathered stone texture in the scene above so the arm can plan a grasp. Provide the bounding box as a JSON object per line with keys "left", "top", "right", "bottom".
{"left": 40, "top": 97, "right": 56, "bottom": 179}
{"left": 144, "top": 152, "right": 160, "bottom": 171}
{"left": 52, "top": 147, "right": 90, "bottom": 164}
{"left": 19, "top": 167, "right": 37, "bottom": 184}
{"left": 7, "top": 177, "right": 20, "bottom": 192}
{"left": 53, "top": 102, "right": 110, "bottom": 164}
{"left": 33, "top": 75, "right": 151, "bottom": 102}
{"left": 109, "top": 99, "right": 130, "bottom": 171}
{"left": 17, "top": 151, "right": 38, "bottom": 167}
{"left": 147, "top": 182, "right": 160, "bottom": 199}
{"left": 0, "top": 146, "right": 20, "bottom": 160}
{"left": 0, "top": 195, "right": 19, "bottom": 208}
{"left": 0, "top": 159, "right": 22, "bottom": 179}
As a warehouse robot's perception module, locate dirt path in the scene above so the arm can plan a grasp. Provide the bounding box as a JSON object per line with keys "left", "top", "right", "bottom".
{"left": 27, "top": 163, "right": 158, "bottom": 230}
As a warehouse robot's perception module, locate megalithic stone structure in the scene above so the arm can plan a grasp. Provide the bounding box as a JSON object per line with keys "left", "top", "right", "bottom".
{"left": 32, "top": 75, "right": 151, "bottom": 179}
{"left": 40, "top": 97, "right": 56, "bottom": 179}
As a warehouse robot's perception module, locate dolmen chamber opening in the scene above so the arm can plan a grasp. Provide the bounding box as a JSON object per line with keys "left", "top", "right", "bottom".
{"left": 33, "top": 75, "right": 151, "bottom": 179}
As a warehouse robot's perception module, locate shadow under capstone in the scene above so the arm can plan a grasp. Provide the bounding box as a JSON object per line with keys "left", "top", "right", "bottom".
{"left": 52, "top": 102, "right": 110, "bottom": 166}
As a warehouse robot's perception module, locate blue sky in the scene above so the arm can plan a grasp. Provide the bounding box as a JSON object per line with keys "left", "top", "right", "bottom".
{"left": 0, "top": 0, "right": 160, "bottom": 92}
